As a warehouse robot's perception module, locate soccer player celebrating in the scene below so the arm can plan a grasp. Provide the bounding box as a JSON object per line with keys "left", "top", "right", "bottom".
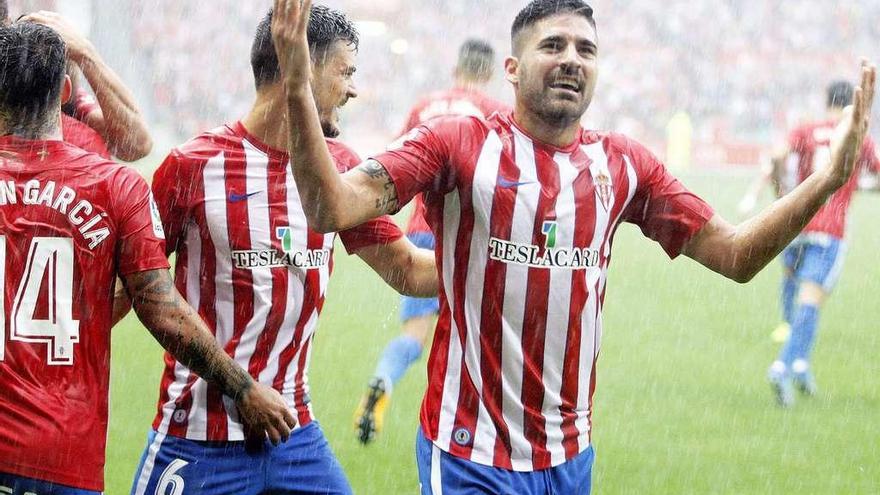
{"left": 130, "top": 6, "right": 436, "bottom": 495}
{"left": 762, "top": 81, "right": 880, "bottom": 407}
{"left": 355, "top": 38, "right": 510, "bottom": 445}
{"left": 0, "top": 22, "right": 294, "bottom": 495}
{"left": 273, "top": 0, "right": 875, "bottom": 492}
{"left": 20, "top": 10, "right": 154, "bottom": 161}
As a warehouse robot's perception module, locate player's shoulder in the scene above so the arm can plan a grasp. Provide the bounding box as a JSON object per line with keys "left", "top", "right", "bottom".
{"left": 325, "top": 138, "right": 362, "bottom": 172}
{"left": 169, "top": 124, "right": 243, "bottom": 166}
{"left": 586, "top": 130, "right": 651, "bottom": 158}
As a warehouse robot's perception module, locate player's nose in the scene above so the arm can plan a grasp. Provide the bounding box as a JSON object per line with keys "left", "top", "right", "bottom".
{"left": 347, "top": 82, "right": 358, "bottom": 100}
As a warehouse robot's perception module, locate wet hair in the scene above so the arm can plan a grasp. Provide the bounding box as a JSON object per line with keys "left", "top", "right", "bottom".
{"left": 511, "top": 0, "right": 596, "bottom": 53}
{"left": 457, "top": 39, "right": 495, "bottom": 80}
{"left": 0, "top": 22, "right": 67, "bottom": 132}
{"left": 251, "top": 4, "right": 359, "bottom": 90}
{"left": 827, "top": 80, "right": 854, "bottom": 109}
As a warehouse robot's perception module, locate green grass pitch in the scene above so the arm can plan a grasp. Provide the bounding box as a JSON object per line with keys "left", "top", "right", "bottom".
{"left": 105, "top": 172, "right": 880, "bottom": 494}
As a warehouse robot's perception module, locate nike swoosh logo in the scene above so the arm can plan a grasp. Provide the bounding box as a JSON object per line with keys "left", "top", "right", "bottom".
{"left": 229, "top": 191, "right": 262, "bottom": 203}
{"left": 498, "top": 178, "right": 536, "bottom": 189}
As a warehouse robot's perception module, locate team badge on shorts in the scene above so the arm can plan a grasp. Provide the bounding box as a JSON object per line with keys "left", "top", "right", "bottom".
{"left": 453, "top": 427, "right": 472, "bottom": 446}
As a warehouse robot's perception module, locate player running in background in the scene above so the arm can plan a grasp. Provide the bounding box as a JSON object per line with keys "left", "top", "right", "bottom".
{"left": 355, "top": 38, "right": 510, "bottom": 445}
{"left": 757, "top": 81, "right": 880, "bottom": 407}
{"left": 130, "top": 6, "right": 436, "bottom": 494}
{"left": 275, "top": 0, "right": 875, "bottom": 492}
{"left": 0, "top": 21, "right": 293, "bottom": 495}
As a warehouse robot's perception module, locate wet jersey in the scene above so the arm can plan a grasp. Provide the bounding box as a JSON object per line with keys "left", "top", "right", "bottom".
{"left": 373, "top": 112, "right": 714, "bottom": 471}
{"left": 151, "top": 122, "right": 403, "bottom": 441}
{"left": 0, "top": 137, "right": 169, "bottom": 491}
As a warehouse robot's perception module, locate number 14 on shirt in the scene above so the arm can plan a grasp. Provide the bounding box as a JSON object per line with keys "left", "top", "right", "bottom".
{"left": 0, "top": 235, "right": 81, "bottom": 365}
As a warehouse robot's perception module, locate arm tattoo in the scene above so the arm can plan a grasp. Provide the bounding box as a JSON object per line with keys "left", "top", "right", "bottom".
{"left": 123, "top": 269, "right": 253, "bottom": 400}
{"left": 357, "top": 159, "right": 399, "bottom": 213}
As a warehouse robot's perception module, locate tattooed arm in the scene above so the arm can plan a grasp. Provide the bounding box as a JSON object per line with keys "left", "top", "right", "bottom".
{"left": 121, "top": 268, "right": 296, "bottom": 443}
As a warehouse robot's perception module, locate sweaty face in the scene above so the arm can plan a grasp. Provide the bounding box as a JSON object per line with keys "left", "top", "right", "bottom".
{"left": 512, "top": 14, "right": 598, "bottom": 126}
{"left": 311, "top": 40, "right": 358, "bottom": 138}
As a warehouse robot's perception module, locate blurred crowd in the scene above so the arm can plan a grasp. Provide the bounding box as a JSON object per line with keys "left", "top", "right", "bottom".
{"left": 8, "top": 0, "right": 880, "bottom": 163}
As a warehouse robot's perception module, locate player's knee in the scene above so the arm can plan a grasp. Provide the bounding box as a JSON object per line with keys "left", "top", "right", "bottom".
{"left": 402, "top": 315, "right": 434, "bottom": 346}
{"left": 798, "top": 282, "right": 827, "bottom": 306}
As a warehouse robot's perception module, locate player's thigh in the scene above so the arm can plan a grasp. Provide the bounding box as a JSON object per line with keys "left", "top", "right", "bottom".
{"left": 266, "top": 422, "right": 352, "bottom": 495}
{"left": 130, "top": 431, "right": 264, "bottom": 495}
{"left": 0, "top": 473, "right": 99, "bottom": 495}
{"left": 415, "top": 428, "right": 544, "bottom": 495}
{"left": 796, "top": 241, "right": 847, "bottom": 299}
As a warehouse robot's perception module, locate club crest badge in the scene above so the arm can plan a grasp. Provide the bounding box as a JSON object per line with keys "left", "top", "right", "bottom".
{"left": 594, "top": 170, "right": 614, "bottom": 211}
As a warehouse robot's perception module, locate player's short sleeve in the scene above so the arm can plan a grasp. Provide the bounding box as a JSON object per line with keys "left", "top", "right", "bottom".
{"left": 372, "top": 117, "right": 460, "bottom": 211}
{"left": 325, "top": 139, "right": 405, "bottom": 252}
{"left": 621, "top": 138, "right": 715, "bottom": 259}
{"left": 110, "top": 168, "right": 170, "bottom": 275}
{"left": 338, "top": 216, "right": 404, "bottom": 254}
{"left": 152, "top": 149, "right": 194, "bottom": 256}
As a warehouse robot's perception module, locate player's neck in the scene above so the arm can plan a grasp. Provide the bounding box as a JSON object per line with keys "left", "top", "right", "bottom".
{"left": 241, "top": 91, "right": 289, "bottom": 152}
{"left": 454, "top": 78, "right": 486, "bottom": 92}
{"left": 0, "top": 115, "right": 62, "bottom": 141}
{"left": 512, "top": 105, "right": 581, "bottom": 149}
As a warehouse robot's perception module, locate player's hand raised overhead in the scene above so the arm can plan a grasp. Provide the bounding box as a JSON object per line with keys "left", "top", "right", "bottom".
{"left": 272, "top": 0, "right": 313, "bottom": 93}
{"left": 828, "top": 60, "right": 876, "bottom": 189}
{"left": 237, "top": 382, "right": 297, "bottom": 445}
{"left": 20, "top": 11, "right": 95, "bottom": 64}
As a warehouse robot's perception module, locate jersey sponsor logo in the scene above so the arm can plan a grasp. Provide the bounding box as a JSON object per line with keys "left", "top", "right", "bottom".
{"left": 0, "top": 179, "right": 110, "bottom": 249}
{"left": 149, "top": 193, "right": 166, "bottom": 240}
{"left": 228, "top": 190, "right": 262, "bottom": 203}
{"left": 498, "top": 177, "right": 536, "bottom": 189}
{"left": 488, "top": 236, "right": 599, "bottom": 269}
{"left": 230, "top": 226, "right": 330, "bottom": 270}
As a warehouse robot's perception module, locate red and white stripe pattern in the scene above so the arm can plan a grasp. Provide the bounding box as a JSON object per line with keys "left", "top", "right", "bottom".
{"left": 390, "top": 118, "right": 654, "bottom": 471}
{"left": 150, "top": 125, "right": 342, "bottom": 441}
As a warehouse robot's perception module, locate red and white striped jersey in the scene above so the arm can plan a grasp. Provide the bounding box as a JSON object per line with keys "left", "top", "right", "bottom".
{"left": 374, "top": 112, "right": 714, "bottom": 471}
{"left": 150, "top": 122, "right": 402, "bottom": 441}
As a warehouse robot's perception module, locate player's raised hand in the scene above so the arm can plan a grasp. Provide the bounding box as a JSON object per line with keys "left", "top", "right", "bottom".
{"left": 272, "top": 0, "right": 313, "bottom": 91}
{"left": 20, "top": 11, "right": 95, "bottom": 63}
{"left": 237, "top": 382, "right": 297, "bottom": 445}
{"left": 828, "top": 60, "right": 876, "bottom": 189}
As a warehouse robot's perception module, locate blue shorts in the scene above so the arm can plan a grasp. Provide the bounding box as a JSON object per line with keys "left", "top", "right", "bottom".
{"left": 130, "top": 422, "right": 351, "bottom": 495}
{"left": 782, "top": 235, "right": 847, "bottom": 292}
{"left": 401, "top": 232, "right": 439, "bottom": 322}
{"left": 0, "top": 473, "right": 99, "bottom": 495}
{"left": 415, "top": 428, "right": 594, "bottom": 495}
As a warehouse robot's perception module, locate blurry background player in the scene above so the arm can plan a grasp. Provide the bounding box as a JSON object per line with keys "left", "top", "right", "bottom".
{"left": 355, "top": 38, "right": 509, "bottom": 445}
{"left": 0, "top": 21, "right": 293, "bottom": 495}
{"left": 274, "top": 0, "right": 875, "bottom": 491}
{"left": 743, "top": 81, "right": 880, "bottom": 407}
{"left": 129, "top": 6, "right": 436, "bottom": 494}
{"left": 14, "top": 7, "right": 153, "bottom": 161}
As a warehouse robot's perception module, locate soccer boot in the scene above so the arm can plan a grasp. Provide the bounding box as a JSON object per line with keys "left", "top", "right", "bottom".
{"left": 768, "top": 367, "right": 794, "bottom": 408}
{"left": 354, "top": 377, "right": 390, "bottom": 445}
{"left": 793, "top": 371, "right": 818, "bottom": 397}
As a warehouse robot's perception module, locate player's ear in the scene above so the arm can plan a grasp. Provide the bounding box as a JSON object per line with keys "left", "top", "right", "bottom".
{"left": 504, "top": 56, "right": 519, "bottom": 86}
{"left": 60, "top": 74, "right": 73, "bottom": 105}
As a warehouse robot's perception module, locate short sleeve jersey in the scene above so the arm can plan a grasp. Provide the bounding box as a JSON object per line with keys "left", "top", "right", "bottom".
{"left": 149, "top": 122, "right": 402, "bottom": 442}
{"left": 786, "top": 120, "right": 880, "bottom": 239}
{"left": 0, "top": 137, "right": 169, "bottom": 491}
{"left": 372, "top": 112, "right": 714, "bottom": 471}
